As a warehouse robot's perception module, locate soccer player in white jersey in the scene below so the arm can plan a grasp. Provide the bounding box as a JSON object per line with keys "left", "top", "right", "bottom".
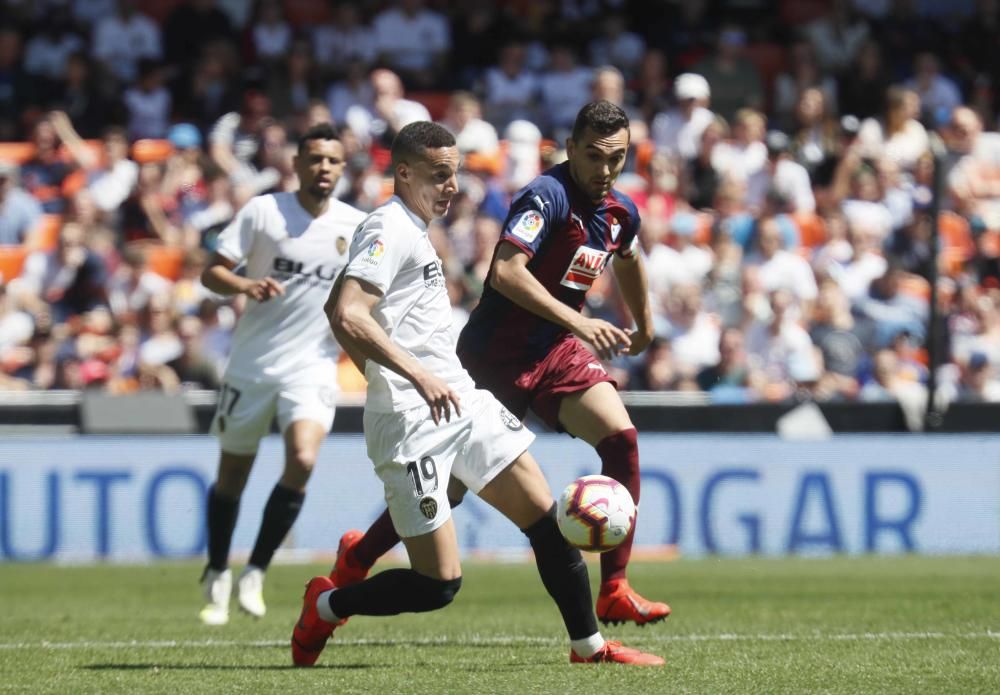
{"left": 196, "top": 123, "right": 366, "bottom": 626}
{"left": 290, "top": 122, "right": 664, "bottom": 667}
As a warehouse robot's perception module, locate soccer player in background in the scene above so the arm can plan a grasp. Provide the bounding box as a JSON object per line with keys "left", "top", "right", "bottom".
{"left": 197, "top": 123, "right": 366, "bottom": 625}
{"left": 330, "top": 101, "right": 671, "bottom": 626}
{"left": 292, "top": 121, "right": 664, "bottom": 667}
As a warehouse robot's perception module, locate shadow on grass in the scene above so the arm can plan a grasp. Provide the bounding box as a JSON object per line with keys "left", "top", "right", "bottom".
{"left": 83, "top": 663, "right": 377, "bottom": 671}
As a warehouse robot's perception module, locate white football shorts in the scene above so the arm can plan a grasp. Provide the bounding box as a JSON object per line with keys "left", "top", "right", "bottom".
{"left": 211, "top": 365, "right": 338, "bottom": 455}
{"left": 364, "top": 388, "right": 535, "bottom": 538}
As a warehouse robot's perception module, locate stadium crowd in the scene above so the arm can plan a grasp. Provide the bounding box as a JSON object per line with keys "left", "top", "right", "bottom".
{"left": 1, "top": 0, "right": 999, "bottom": 410}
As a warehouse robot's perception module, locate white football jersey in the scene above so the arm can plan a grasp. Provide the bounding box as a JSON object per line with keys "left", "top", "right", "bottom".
{"left": 344, "top": 196, "right": 475, "bottom": 413}
{"left": 216, "top": 192, "right": 366, "bottom": 382}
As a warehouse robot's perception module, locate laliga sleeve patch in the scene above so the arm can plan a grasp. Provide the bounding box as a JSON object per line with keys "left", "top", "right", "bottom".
{"left": 511, "top": 209, "right": 545, "bottom": 243}
{"left": 362, "top": 238, "right": 386, "bottom": 266}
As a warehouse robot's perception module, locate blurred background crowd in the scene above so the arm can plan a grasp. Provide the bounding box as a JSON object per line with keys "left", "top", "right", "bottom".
{"left": 1, "top": 0, "right": 999, "bottom": 411}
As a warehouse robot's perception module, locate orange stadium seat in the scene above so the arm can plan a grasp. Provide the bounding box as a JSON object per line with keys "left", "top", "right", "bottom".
{"left": 24, "top": 214, "right": 62, "bottom": 252}
{"left": 792, "top": 211, "right": 827, "bottom": 248}
{"left": 131, "top": 139, "right": 175, "bottom": 164}
{"left": 0, "top": 142, "right": 36, "bottom": 165}
{"left": 146, "top": 246, "right": 185, "bottom": 281}
{"left": 0, "top": 246, "right": 29, "bottom": 282}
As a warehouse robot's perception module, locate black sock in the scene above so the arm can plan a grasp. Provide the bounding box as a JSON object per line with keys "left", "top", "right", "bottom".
{"left": 329, "top": 569, "right": 461, "bottom": 618}
{"left": 206, "top": 485, "right": 240, "bottom": 571}
{"left": 247, "top": 484, "right": 304, "bottom": 570}
{"left": 524, "top": 503, "right": 599, "bottom": 640}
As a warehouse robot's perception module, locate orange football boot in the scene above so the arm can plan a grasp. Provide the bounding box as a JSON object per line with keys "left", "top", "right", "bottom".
{"left": 596, "top": 579, "right": 671, "bottom": 626}
{"left": 329, "top": 529, "right": 370, "bottom": 588}
{"left": 570, "top": 640, "right": 665, "bottom": 666}
{"left": 291, "top": 576, "right": 340, "bottom": 667}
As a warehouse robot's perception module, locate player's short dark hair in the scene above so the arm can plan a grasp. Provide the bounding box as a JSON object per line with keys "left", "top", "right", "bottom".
{"left": 297, "top": 122, "right": 340, "bottom": 154}
{"left": 391, "top": 121, "right": 456, "bottom": 167}
{"left": 571, "top": 100, "right": 630, "bottom": 142}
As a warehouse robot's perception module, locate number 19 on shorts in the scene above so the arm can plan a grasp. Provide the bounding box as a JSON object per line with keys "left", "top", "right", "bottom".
{"left": 406, "top": 456, "right": 438, "bottom": 497}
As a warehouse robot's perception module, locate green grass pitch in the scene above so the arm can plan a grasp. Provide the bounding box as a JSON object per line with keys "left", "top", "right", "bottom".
{"left": 1, "top": 556, "right": 998, "bottom": 694}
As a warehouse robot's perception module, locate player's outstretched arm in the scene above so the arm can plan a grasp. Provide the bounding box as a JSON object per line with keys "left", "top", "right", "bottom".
{"left": 491, "top": 242, "right": 631, "bottom": 360}
{"left": 611, "top": 253, "right": 654, "bottom": 356}
{"left": 330, "top": 276, "right": 461, "bottom": 424}
{"left": 324, "top": 271, "right": 367, "bottom": 372}
{"left": 201, "top": 252, "right": 285, "bottom": 302}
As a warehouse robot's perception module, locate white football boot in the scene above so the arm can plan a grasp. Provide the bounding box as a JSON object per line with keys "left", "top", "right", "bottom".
{"left": 199, "top": 567, "right": 232, "bottom": 626}
{"left": 237, "top": 565, "right": 267, "bottom": 618}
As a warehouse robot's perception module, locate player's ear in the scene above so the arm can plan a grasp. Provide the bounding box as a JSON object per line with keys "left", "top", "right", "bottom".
{"left": 565, "top": 136, "right": 575, "bottom": 159}
{"left": 395, "top": 161, "right": 410, "bottom": 182}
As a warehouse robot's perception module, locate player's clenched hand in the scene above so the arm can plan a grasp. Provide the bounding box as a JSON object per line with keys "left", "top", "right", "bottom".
{"left": 415, "top": 371, "right": 462, "bottom": 425}
{"left": 574, "top": 317, "right": 632, "bottom": 360}
{"left": 624, "top": 326, "right": 654, "bottom": 356}
{"left": 242, "top": 277, "right": 285, "bottom": 302}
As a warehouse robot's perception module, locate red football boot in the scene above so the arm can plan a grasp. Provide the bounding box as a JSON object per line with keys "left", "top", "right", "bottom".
{"left": 291, "top": 576, "right": 339, "bottom": 667}
{"left": 596, "top": 579, "right": 671, "bottom": 626}
{"left": 570, "top": 640, "right": 665, "bottom": 666}
{"left": 329, "top": 529, "right": 370, "bottom": 588}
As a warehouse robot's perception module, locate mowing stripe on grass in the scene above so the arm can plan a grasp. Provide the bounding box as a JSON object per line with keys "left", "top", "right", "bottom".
{"left": 2, "top": 632, "right": 999, "bottom": 650}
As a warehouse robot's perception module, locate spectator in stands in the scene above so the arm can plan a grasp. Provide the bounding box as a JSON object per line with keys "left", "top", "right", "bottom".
{"left": 744, "top": 215, "right": 818, "bottom": 313}
{"left": 166, "top": 314, "right": 220, "bottom": 390}
{"left": 345, "top": 68, "right": 431, "bottom": 151}
{"left": 652, "top": 73, "right": 715, "bottom": 162}
{"left": 808, "top": 278, "right": 863, "bottom": 398}
{"left": 91, "top": 0, "right": 162, "bottom": 84}
{"left": 804, "top": 0, "right": 870, "bottom": 76}
{"left": 50, "top": 114, "right": 139, "bottom": 217}
{"left": 482, "top": 41, "right": 539, "bottom": 131}
{"left": 712, "top": 108, "right": 768, "bottom": 183}
{"left": 71, "top": 0, "right": 117, "bottom": 29}
{"left": 136, "top": 293, "right": 182, "bottom": 391}
{"left": 696, "top": 326, "right": 754, "bottom": 397}
{"left": 857, "top": 86, "right": 928, "bottom": 172}
{"left": 838, "top": 40, "right": 890, "bottom": 121}
{"left": 746, "top": 131, "right": 816, "bottom": 215}
{"left": 313, "top": 2, "right": 376, "bottom": 77}
{"left": 16, "top": 221, "right": 108, "bottom": 322}
{"left": 855, "top": 264, "right": 928, "bottom": 349}
{"left": 538, "top": 44, "right": 594, "bottom": 139}
{"left": 587, "top": 14, "right": 645, "bottom": 80}
{"left": 123, "top": 59, "right": 171, "bottom": 140}
{"left": 50, "top": 51, "right": 120, "bottom": 139}
{"left": 629, "top": 337, "right": 677, "bottom": 391}
{"left": 23, "top": 4, "right": 84, "bottom": 86}
{"left": 773, "top": 39, "right": 838, "bottom": 133}
{"left": 661, "top": 282, "right": 722, "bottom": 379}
{"left": 744, "top": 288, "right": 817, "bottom": 402}
{"left": 951, "top": 351, "right": 1000, "bottom": 402}
{"left": 502, "top": 118, "right": 542, "bottom": 193}
{"left": 632, "top": 49, "right": 672, "bottom": 126}
{"left": 249, "top": 0, "right": 292, "bottom": 67}
{"left": 265, "top": 37, "right": 322, "bottom": 121}
{"left": 439, "top": 92, "right": 499, "bottom": 156}
{"left": 176, "top": 42, "right": 242, "bottom": 129}
{"left": 683, "top": 116, "right": 726, "bottom": 211}
{"left": 20, "top": 117, "right": 73, "bottom": 214}
{"left": 946, "top": 106, "right": 1000, "bottom": 230}
{"left": 0, "top": 161, "right": 43, "bottom": 245}
{"left": 0, "top": 28, "right": 31, "bottom": 139}
{"left": 208, "top": 91, "right": 280, "bottom": 204}
{"left": 905, "top": 52, "right": 963, "bottom": 126}
{"left": 789, "top": 88, "right": 841, "bottom": 188}
{"left": 163, "top": 0, "right": 236, "bottom": 78}
{"left": 372, "top": 0, "right": 450, "bottom": 88}
{"left": 691, "top": 25, "right": 763, "bottom": 123}
{"left": 325, "top": 60, "right": 373, "bottom": 127}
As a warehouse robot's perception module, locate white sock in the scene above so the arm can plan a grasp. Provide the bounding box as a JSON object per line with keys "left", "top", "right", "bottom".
{"left": 570, "top": 633, "right": 606, "bottom": 659}
{"left": 316, "top": 589, "right": 340, "bottom": 623}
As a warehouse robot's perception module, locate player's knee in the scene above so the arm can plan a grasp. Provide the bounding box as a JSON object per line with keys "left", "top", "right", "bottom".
{"left": 413, "top": 574, "right": 462, "bottom": 610}
{"left": 522, "top": 503, "right": 584, "bottom": 565}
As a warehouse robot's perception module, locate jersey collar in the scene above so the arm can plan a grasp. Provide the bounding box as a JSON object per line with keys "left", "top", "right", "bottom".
{"left": 390, "top": 195, "right": 429, "bottom": 232}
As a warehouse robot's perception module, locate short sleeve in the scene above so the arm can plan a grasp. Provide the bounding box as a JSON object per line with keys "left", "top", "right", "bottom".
{"left": 345, "top": 215, "right": 414, "bottom": 294}
{"left": 615, "top": 208, "right": 642, "bottom": 259}
{"left": 215, "top": 198, "right": 258, "bottom": 263}
{"left": 499, "top": 187, "right": 562, "bottom": 258}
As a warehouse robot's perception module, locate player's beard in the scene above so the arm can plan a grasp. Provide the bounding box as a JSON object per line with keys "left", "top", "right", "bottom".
{"left": 307, "top": 183, "right": 334, "bottom": 201}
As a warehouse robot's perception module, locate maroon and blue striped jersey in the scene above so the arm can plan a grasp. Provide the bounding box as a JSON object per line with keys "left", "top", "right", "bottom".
{"left": 457, "top": 162, "right": 641, "bottom": 364}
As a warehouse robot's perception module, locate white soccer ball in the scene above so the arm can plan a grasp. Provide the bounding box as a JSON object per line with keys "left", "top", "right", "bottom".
{"left": 557, "top": 474, "right": 636, "bottom": 552}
